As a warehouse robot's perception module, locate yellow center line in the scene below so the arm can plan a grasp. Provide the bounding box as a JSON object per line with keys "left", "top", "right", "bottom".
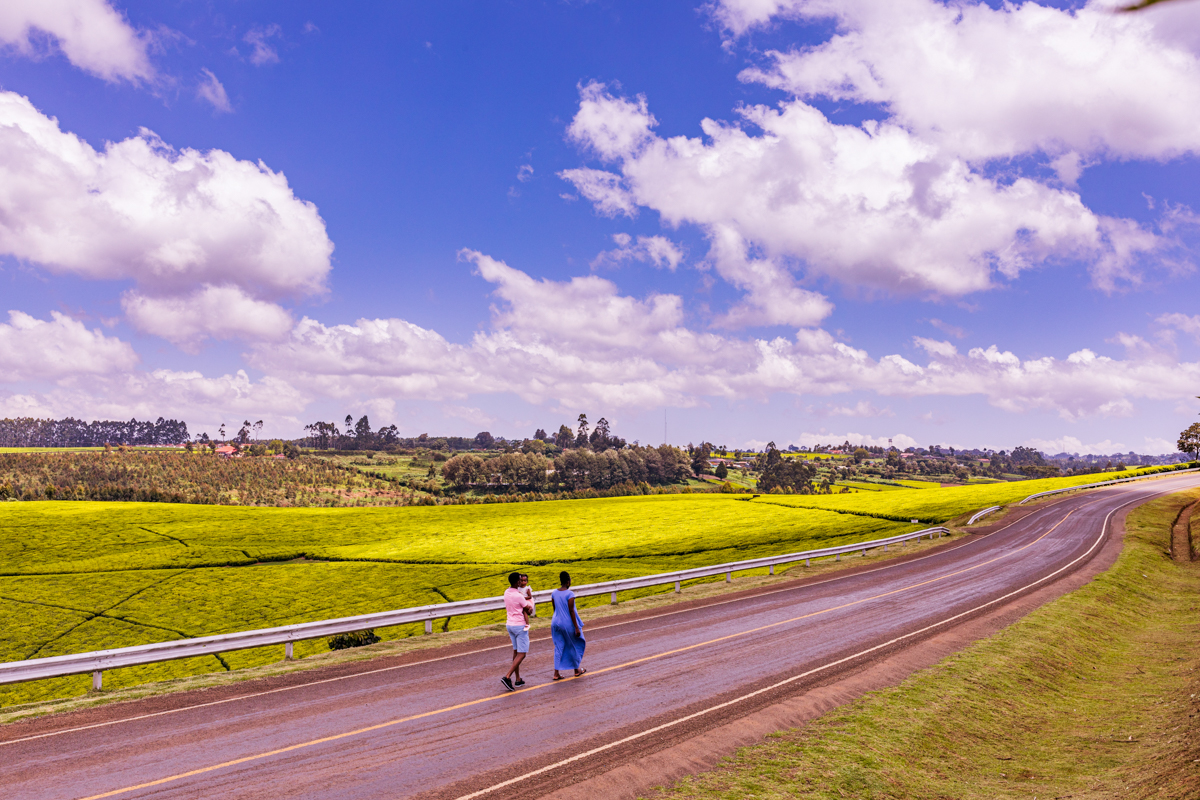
{"left": 78, "top": 505, "right": 1084, "bottom": 800}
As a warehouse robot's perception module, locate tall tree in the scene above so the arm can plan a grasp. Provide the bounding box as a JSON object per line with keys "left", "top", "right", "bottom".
{"left": 1179, "top": 423, "right": 1200, "bottom": 461}
{"left": 575, "top": 414, "right": 590, "bottom": 449}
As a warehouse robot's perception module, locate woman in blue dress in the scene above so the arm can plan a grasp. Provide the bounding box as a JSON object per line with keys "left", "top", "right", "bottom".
{"left": 550, "top": 570, "right": 586, "bottom": 679}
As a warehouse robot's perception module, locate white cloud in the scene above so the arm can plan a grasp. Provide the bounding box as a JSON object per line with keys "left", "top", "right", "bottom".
{"left": 734, "top": 0, "right": 1200, "bottom": 163}
{"left": 564, "top": 4, "right": 1200, "bottom": 308}
{"left": 0, "top": 90, "right": 332, "bottom": 344}
{"left": 0, "top": 0, "right": 153, "bottom": 83}
{"left": 0, "top": 368, "right": 307, "bottom": 437}
{"left": 197, "top": 68, "right": 233, "bottom": 114}
{"left": 122, "top": 285, "right": 294, "bottom": 351}
{"left": 913, "top": 337, "right": 957, "bottom": 359}
{"left": 517, "top": 164, "right": 534, "bottom": 182}
{"left": 243, "top": 24, "right": 281, "bottom": 66}
{"left": 558, "top": 167, "right": 638, "bottom": 217}
{"left": 566, "top": 82, "right": 657, "bottom": 162}
{"left": 1142, "top": 436, "right": 1177, "bottom": 455}
{"left": 245, "top": 251, "right": 1200, "bottom": 421}
{"left": 562, "top": 84, "right": 1128, "bottom": 301}
{"left": 814, "top": 400, "right": 894, "bottom": 418}
{"left": 1157, "top": 311, "right": 1200, "bottom": 340}
{"left": 1022, "top": 436, "right": 1125, "bottom": 456}
{"left": 0, "top": 310, "right": 138, "bottom": 381}
{"left": 592, "top": 233, "right": 685, "bottom": 271}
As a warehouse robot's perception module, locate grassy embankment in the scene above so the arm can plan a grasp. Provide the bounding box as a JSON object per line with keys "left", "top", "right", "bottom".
{"left": 655, "top": 488, "right": 1200, "bottom": 800}
{"left": 0, "top": 466, "right": 1185, "bottom": 708}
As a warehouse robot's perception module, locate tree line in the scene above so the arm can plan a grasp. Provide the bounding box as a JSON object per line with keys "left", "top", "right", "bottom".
{"left": 0, "top": 417, "right": 190, "bottom": 448}
{"left": 440, "top": 443, "right": 691, "bottom": 491}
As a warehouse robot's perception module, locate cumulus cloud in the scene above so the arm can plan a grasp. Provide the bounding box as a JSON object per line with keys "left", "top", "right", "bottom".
{"left": 245, "top": 250, "right": 1200, "bottom": 421}
{"left": 0, "top": 310, "right": 139, "bottom": 382}
{"left": 122, "top": 286, "right": 294, "bottom": 351}
{"left": 591, "top": 233, "right": 685, "bottom": 271}
{"left": 0, "top": 0, "right": 153, "bottom": 83}
{"left": 563, "top": 3, "right": 1200, "bottom": 310}
{"left": 732, "top": 0, "right": 1200, "bottom": 163}
{"left": 563, "top": 82, "right": 1150, "bottom": 301}
{"left": 0, "top": 91, "right": 331, "bottom": 298}
{"left": 197, "top": 68, "right": 232, "bottom": 114}
{"left": 0, "top": 91, "right": 332, "bottom": 346}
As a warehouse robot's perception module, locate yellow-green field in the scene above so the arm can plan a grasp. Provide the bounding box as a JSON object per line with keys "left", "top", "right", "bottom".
{"left": 0, "top": 464, "right": 1190, "bottom": 707}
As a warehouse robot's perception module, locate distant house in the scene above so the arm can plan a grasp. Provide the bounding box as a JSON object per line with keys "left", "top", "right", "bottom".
{"left": 215, "top": 445, "right": 237, "bottom": 457}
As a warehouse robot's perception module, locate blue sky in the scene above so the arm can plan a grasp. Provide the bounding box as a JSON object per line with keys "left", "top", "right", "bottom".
{"left": 2, "top": 0, "right": 1200, "bottom": 455}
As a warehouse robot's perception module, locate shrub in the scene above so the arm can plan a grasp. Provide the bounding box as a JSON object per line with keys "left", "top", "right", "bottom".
{"left": 327, "top": 629, "right": 381, "bottom": 650}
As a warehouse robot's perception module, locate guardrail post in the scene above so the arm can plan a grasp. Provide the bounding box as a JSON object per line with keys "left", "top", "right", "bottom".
{"left": 835, "top": 554, "right": 840, "bottom": 562}
{"left": 725, "top": 571, "right": 731, "bottom": 583}
{"left": 884, "top": 544, "right": 888, "bottom": 552}
{"left": 769, "top": 564, "right": 774, "bottom": 575}
{"left": 861, "top": 549, "right": 866, "bottom": 557}
{"left": 92, "top": 670, "right": 102, "bottom": 691}
{"left": 805, "top": 558, "right": 810, "bottom": 567}
{"left": 424, "top": 620, "right": 432, "bottom": 635}
{"left": 284, "top": 642, "right": 293, "bottom": 660}
{"left": 674, "top": 580, "right": 680, "bottom": 593}
{"left": 610, "top": 591, "right": 618, "bottom": 605}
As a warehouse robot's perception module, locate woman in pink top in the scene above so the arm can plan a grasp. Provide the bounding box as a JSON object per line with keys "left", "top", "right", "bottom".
{"left": 501, "top": 572, "right": 533, "bottom": 692}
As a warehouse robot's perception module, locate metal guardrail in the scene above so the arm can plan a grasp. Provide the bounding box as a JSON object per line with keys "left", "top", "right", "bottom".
{"left": 1018, "top": 466, "right": 1200, "bottom": 505}
{"left": 0, "top": 525, "right": 950, "bottom": 690}
{"left": 966, "top": 506, "right": 1000, "bottom": 525}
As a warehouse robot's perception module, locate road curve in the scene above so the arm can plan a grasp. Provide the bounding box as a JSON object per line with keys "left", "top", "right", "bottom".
{"left": 4, "top": 474, "right": 1197, "bottom": 800}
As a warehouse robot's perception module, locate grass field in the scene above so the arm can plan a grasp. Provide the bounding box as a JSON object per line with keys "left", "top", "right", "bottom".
{"left": 0, "top": 464, "right": 1191, "bottom": 708}
{"left": 657, "top": 485, "right": 1200, "bottom": 800}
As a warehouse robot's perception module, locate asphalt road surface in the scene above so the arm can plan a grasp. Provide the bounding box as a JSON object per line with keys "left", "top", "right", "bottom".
{"left": 4, "top": 473, "right": 1197, "bottom": 800}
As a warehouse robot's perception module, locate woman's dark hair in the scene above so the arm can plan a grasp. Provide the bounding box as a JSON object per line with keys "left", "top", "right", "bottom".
{"left": 559, "top": 570, "right": 571, "bottom": 587}
{"left": 508, "top": 572, "right": 521, "bottom": 588}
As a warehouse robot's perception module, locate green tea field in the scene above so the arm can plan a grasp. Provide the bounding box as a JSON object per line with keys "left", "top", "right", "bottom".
{"left": 0, "top": 465, "right": 1186, "bottom": 706}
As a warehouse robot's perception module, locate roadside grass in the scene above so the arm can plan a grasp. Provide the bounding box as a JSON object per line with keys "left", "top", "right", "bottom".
{"left": 653, "top": 489, "right": 1200, "bottom": 800}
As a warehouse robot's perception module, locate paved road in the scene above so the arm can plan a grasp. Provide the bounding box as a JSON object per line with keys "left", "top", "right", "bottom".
{"left": 4, "top": 474, "right": 1196, "bottom": 800}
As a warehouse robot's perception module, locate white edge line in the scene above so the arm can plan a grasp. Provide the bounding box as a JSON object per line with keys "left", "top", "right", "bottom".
{"left": 3, "top": 476, "right": 1179, "bottom": 747}
{"left": 447, "top": 481, "right": 1180, "bottom": 800}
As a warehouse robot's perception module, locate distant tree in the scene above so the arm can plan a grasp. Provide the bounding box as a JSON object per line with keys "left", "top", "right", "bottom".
{"left": 253, "top": 420, "right": 264, "bottom": 441}
{"left": 691, "top": 442, "right": 713, "bottom": 475}
{"left": 378, "top": 424, "right": 399, "bottom": 446}
{"left": 852, "top": 447, "right": 869, "bottom": 463}
{"left": 474, "top": 431, "right": 495, "bottom": 449}
{"left": 345, "top": 415, "right": 354, "bottom": 437}
{"left": 575, "top": 414, "right": 590, "bottom": 449}
{"left": 1179, "top": 422, "right": 1200, "bottom": 461}
{"left": 534, "top": 428, "right": 548, "bottom": 441}
{"left": 590, "top": 417, "right": 612, "bottom": 451}
{"left": 714, "top": 462, "right": 728, "bottom": 479}
{"left": 219, "top": 424, "right": 227, "bottom": 442}
{"left": 237, "top": 421, "right": 251, "bottom": 445}
{"left": 442, "top": 454, "right": 485, "bottom": 487}
{"left": 554, "top": 424, "right": 574, "bottom": 449}
{"left": 355, "top": 415, "right": 373, "bottom": 445}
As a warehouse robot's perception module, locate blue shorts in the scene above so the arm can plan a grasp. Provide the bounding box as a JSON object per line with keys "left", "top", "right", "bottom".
{"left": 507, "top": 624, "right": 529, "bottom": 653}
